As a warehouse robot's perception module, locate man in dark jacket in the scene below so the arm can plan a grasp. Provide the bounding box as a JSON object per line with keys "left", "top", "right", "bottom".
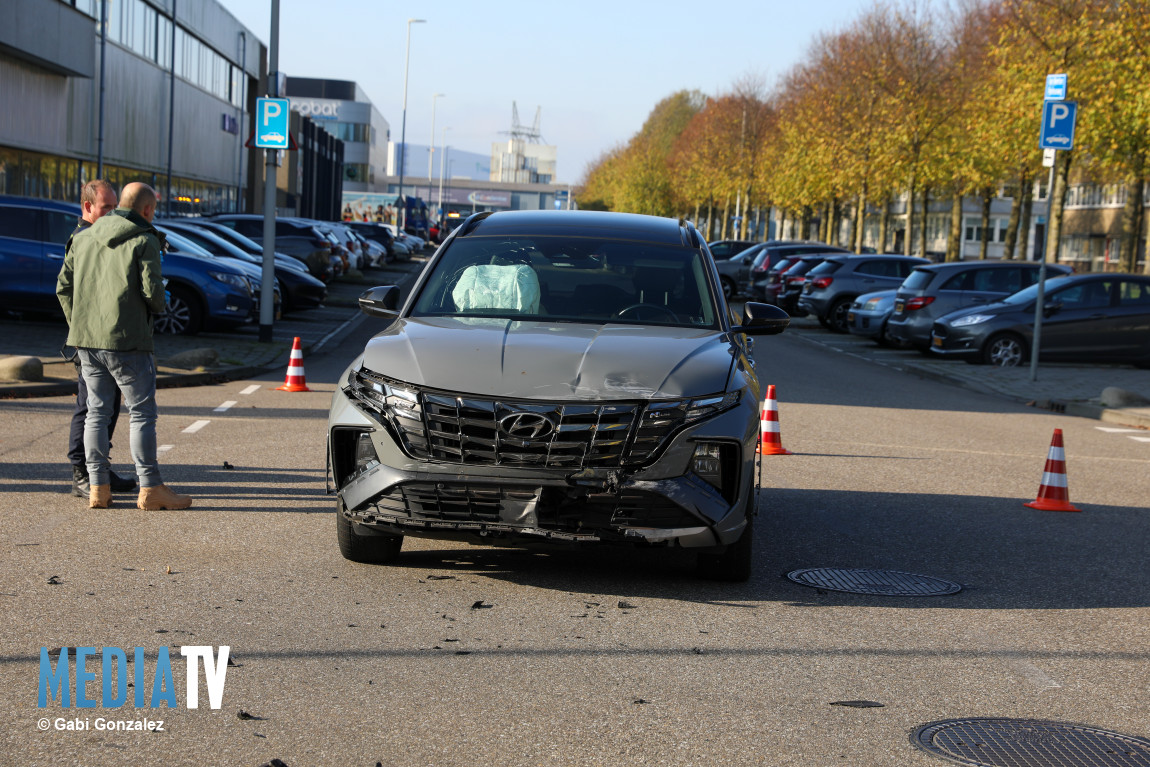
{"left": 57, "top": 182, "right": 193, "bottom": 511}
{"left": 65, "top": 179, "right": 138, "bottom": 498}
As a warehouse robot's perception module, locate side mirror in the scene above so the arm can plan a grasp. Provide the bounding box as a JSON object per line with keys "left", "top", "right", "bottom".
{"left": 358, "top": 285, "right": 401, "bottom": 319}
{"left": 1043, "top": 301, "right": 1062, "bottom": 317}
{"left": 732, "top": 302, "right": 789, "bottom": 336}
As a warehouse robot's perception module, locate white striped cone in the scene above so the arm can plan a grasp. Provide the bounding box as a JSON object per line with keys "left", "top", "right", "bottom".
{"left": 276, "top": 336, "right": 311, "bottom": 392}
{"left": 758, "top": 384, "right": 792, "bottom": 455}
{"left": 1024, "top": 428, "right": 1080, "bottom": 512}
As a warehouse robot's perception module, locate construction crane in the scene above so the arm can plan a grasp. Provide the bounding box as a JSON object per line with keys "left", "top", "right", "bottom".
{"left": 500, "top": 101, "right": 544, "bottom": 144}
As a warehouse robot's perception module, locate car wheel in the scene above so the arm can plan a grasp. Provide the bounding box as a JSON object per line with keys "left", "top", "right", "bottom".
{"left": 982, "top": 332, "right": 1027, "bottom": 367}
{"left": 878, "top": 320, "right": 896, "bottom": 347}
{"left": 696, "top": 499, "right": 753, "bottom": 582}
{"left": 827, "top": 298, "right": 853, "bottom": 333}
{"left": 153, "top": 286, "right": 202, "bottom": 335}
{"left": 720, "top": 276, "right": 736, "bottom": 300}
{"left": 336, "top": 499, "right": 403, "bottom": 564}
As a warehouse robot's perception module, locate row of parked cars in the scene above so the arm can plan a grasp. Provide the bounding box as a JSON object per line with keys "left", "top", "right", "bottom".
{"left": 710, "top": 239, "right": 1150, "bottom": 368}
{"left": 0, "top": 195, "right": 431, "bottom": 336}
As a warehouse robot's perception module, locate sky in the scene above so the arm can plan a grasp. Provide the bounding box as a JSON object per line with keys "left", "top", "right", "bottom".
{"left": 221, "top": 0, "right": 879, "bottom": 184}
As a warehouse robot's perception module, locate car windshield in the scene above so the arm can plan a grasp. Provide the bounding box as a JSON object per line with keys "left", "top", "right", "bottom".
{"left": 411, "top": 235, "right": 720, "bottom": 329}
{"left": 1002, "top": 275, "right": 1077, "bottom": 305}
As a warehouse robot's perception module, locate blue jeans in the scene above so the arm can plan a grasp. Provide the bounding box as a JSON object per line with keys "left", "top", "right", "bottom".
{"left": 77, "top": 349, "right": 162, "bottom": 488}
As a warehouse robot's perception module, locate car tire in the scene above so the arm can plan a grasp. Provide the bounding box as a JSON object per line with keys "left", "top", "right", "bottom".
{"left": 982, "top": 332, "right": 1027, "bottom": 367}
{"left": 827, "top": 298, "right": 853, "bottom": 333}
{"left": 878, "top": 321, "right": 897, "bottom": 347}
{"left": 696, "top": 500, "right": 753, "bottom": 582}
{"left": 720, "top": 276, "right": 737, "bottom": 300}
{"left": 153, "top": 285, "right": 202, "bottom": 335}
{"left": 336, "top": 500, "right": 403, "bottom": 564}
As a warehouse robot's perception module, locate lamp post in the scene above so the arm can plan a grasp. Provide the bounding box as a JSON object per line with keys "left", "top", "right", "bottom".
{"left": 428, "top": 93, "right": 444, "bottom": 204}
{"left": 438, "top": 129, "right": 450, "bottom": 217}
{"left": 396, "top": 18, "right": 425, "bottom": 233}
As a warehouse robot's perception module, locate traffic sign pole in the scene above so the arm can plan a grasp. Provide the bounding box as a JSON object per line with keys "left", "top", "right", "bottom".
{"left": 259, "top": 0, "right": 281, "bottom": 343}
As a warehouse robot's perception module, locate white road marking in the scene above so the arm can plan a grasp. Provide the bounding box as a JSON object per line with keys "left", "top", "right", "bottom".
{"left": 1095, "top": 426, "right": 1142, "bottom": 433}
{"left": 1129, "top": 436, "right": 1150, "bottom": 443}
{"left": 240, "top": 385, "right": 260, "bottom": 395}
{"left": 158, "top": 445, "right": 174, "bottom": 453}
{"left": 214, "top": 401, "right": 237, "bottom": 413}
{"left": 182, "top": 420, "right": 210, "bottom": 434}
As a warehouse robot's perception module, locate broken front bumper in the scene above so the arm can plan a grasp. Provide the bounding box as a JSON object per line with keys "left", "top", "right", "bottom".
{"left": 327, "top": 380, "right": 759, "bottom": 550}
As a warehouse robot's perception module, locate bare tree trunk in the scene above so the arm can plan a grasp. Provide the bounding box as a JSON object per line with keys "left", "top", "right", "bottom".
{"left": 705, "top": 199, "right": 714, "bottom": 240}
{"left": 720, "top": 198, "right": 731, "bottom": 240}
{"left": 1119, "top": 170, "right": 1145, "bottom": 273}
{"left": 918, "top": 186, "right": 930, "bottom": 258}
{"left": 978, "top": 189, "right": 992, "bottom": 260}
{"left": 1144, "top": 195, "right": 1150, "bottom": 274}
{"left": 947, "top": 190, "right": 963, "bottom": 262}
{"left": 878, "top": 195, "right": 890, "bottom": 253}
{"left": 693, "top": 202, "right": 700, "bottom": 231}
{"left": 1002, "top": 169, "right": 1026, "bottom": 260}
{"left": 1045, "top": 152, "right": 1072, "bottom": 263}
{"left": 1020, "top": 179, "right": 1034, "bottom": 261}
{"left": 777, "top": 207, "right": 787, "bottom": 241}
{"left": 904, "top": 174, "right": 916, "bottom": 257}
{"left": 828, "top": 198, "right": 840, "bottom": 246}
{"left": 800, "top": 206, "right": 811, "bottom": 241}
{"left": 854, "top": 185, "right": 867, "bottom": 252}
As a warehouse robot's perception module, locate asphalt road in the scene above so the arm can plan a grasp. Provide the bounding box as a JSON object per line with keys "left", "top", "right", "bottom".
{"left": 1, "top": 314, "right": 1147, "bottom": 766}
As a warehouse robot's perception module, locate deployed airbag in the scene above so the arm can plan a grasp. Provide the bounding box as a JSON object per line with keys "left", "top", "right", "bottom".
{"left": 452, "top": 264, "right": 541, "bottom": 314}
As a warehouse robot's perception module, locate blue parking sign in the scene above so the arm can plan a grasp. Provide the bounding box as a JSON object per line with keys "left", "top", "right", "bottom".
{"left": 255, "top": 98, "right": 290, "bottom": 149}
{"left": 1039, "top": 100, "right": 1077, "bottom": 151}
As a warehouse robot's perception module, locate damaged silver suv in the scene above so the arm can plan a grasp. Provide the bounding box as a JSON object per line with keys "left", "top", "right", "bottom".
{"left": 327, "top": 210, "right": 789, "bottom": 580}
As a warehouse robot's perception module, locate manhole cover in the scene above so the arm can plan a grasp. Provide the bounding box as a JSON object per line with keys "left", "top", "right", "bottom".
{"left": 913, "top": 718, "right": 1150, "bottom": 767}
{"left": 786, "top": 567, "right": 962, "bottom": 596}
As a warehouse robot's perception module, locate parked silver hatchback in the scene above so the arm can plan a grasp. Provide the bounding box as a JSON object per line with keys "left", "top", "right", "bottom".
{"left": 887, "top": 261, "right": 1073, "bottom": 350}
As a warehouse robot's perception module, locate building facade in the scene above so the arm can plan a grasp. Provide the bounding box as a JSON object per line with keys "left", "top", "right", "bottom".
{"left": 0, "top": 0, "right": 266, "bottom": 214}
{"left": 285, "top": 77, "right": 389, "bottom": 194}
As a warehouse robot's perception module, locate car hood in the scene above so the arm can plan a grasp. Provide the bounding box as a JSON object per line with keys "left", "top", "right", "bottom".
{"left": 359, "top": 317, "right": 735, "bottom": 400}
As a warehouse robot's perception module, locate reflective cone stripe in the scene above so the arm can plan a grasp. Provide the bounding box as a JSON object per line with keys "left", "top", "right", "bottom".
{"left": 1024, "top": 429, "right": 1079, "bottom": 512}
{"left": 758, "top": 384, "right": 792, "bottom": 455}
{"left": 276, "top": 336, "right": 312, "bottom": 392}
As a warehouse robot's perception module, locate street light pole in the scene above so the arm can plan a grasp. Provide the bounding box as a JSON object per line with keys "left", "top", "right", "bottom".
{"left": 438, "top": 129, "right": 450, "bottom": 216}
{"left": 396, "top": 18, "right": 425, "bottom": 234}
{"left": 429, "top": 93, "right": 444, "bottom": 204}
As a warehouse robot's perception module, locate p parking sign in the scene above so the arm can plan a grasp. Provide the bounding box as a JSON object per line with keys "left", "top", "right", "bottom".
{"left": 255, "top": 98, "right": 290, "bottom": 149}
{"left": 1039, "top": 100, "right": 1077, "bottom": 151}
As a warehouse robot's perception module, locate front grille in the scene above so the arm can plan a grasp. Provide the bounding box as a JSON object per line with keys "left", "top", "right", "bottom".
{"left": 347, "top": 368, "right": 701, "bottom": 469}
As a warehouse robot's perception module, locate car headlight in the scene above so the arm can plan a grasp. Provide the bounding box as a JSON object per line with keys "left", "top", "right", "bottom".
{"left": 864, "top": 297, "right": 885, "bottom": 310}
{"left": 209, "top": 271, "right": 251, "bottom": 294}
{"left": 642, "top": 391, "right": 740, "bottom": 428}
{"left": 950, "top": 313, "right": 995, "bottom": 327}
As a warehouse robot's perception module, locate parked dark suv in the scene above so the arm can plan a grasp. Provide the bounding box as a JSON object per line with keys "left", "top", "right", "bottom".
{"left": 744, "top": 242, "right": 850, "bottom": 299}
{"left": 208, "top": 214, "right": 334, "bottom": 282}
{"left": 328, "top": 210, "right": 792, "bottom": 581}
{"left": 887, "top": 260, "right": 1073, "bottom": 350}
{"left": 797, "top": 254, "right": 930, "bottom": 332}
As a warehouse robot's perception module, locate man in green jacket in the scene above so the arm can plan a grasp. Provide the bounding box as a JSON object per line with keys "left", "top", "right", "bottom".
{"left": 56, "top": 182, "right": 193, "bottom": 511}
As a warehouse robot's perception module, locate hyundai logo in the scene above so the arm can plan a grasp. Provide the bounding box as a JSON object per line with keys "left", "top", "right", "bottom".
{"left": 498, "top": 412, "right": 556, "bottom": 440}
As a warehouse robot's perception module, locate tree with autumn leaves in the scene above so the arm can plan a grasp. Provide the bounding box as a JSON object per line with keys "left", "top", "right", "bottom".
{"left": 579, "top": 0, "right": 1150, "bottom": 273}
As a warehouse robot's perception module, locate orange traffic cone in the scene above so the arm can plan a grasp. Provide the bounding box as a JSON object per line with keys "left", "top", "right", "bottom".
{"left": 758, "top": 384, "right": 792, "bottom": 455}
{"left": 276, "top": 336, "right": 312, "bottom": 392}
{"left": 1024, "top": 428, "right": 1080, "bottom": 512}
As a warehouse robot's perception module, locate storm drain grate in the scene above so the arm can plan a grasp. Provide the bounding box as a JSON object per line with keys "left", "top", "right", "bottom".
{"left": 786, "top": 567, "right": 962, "bottom": 597}
{"left": 912, "top": 718, "right": 1150, "bottom": 767}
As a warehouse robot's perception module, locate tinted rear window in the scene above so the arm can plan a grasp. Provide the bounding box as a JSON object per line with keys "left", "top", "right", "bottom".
{"left": 807, "top": 260, "right": 843, "bottom": 276}
{"left": 902, "top": 269, "right": 935, "bottom": 291}
{"left": 0, "top": 206, "right": 40, "bottom": 240}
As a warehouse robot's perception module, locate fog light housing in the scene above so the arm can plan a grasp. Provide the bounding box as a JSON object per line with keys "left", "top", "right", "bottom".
{"left": 689, "top": 442, "right": 739, "bottom": 504}
{"left": 354, "top": 432, "right": 379, "bottom": 471}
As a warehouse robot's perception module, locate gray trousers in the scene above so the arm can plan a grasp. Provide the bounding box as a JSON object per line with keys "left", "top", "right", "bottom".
{"left": 77, "top": 349, "right": 162, "bottom": 488}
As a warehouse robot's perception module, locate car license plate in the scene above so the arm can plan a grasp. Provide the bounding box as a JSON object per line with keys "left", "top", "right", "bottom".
{"left": 894, "top": 300, "right": 904, "bottom": 315}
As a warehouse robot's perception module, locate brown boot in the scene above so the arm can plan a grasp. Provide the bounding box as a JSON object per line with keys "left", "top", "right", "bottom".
{"left": 89, "top": 485, "right": 112, "bottom": 509}
{"left": 137, "top": 484, "right": 193, "bottom": 511}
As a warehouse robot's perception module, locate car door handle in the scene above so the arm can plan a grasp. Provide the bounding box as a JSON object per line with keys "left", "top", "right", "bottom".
{"left": 47, "top": 252, "right": 65, "bottom": 260}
